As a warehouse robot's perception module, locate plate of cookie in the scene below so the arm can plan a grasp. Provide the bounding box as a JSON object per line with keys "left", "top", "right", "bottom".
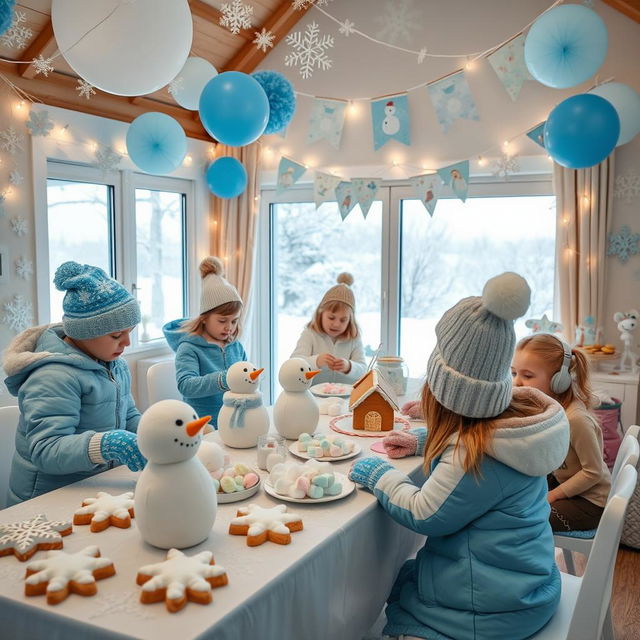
{"left": 310, "top": 383, "right": 353, "bottom": 398}
{"left": 288, "top": 434, "right": 362, "bottom": 462}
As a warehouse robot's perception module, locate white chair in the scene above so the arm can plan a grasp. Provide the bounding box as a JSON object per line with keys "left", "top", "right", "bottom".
{"left": 0, "top": 406, "right": 19, "bottom": 509}
{"left": 532, "top": 463, "right": 637, "bottom": 640}
{"left": 146, "top": 360, "right": 181, "bottom": 406}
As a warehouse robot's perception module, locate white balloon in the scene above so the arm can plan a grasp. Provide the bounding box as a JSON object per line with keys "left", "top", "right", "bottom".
{"left": 52, "top": 0, "right": 192, "bottom": 97}
{"left": 589, "top": 82, "right": 640, "bottom": 147}
{"left": 171, "top": 57, "right": 218, "bottom": 111}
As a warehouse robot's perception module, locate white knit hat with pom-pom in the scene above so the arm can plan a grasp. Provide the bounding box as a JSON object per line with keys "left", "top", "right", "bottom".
{"left": 199, "top": 256, "right": 242, "bottom": 314}
{"left": 426, "top": 272, "right": 531, "bottom": 418}
{"left": 320, "top": 272, "right": 356, "bottom": 311}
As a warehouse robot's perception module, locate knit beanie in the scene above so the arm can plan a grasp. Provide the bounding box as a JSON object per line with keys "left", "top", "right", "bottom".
{"left": 54, "top": 261, "right": 141, "bottom": 340}
{"left": 199, "top": 256, "right": 242, "bottom": 314}
{"left": 320, "top": 273, "right": 355, "bottom": 311}
{"left": 426, "top": 272, "right": 531, "bottom": 419}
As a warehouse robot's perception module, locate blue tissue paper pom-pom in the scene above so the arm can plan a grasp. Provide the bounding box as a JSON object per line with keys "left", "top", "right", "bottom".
{"left": 252, "top": 70, "right": 296, "bottom": 135}
{"left": 0, "top": 0, "right": 16, "bottom": 36}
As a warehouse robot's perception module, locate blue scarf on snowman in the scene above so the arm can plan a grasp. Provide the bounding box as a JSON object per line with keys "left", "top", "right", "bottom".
{"left": 222, "top": 395, "right": 262, "bottom": 428}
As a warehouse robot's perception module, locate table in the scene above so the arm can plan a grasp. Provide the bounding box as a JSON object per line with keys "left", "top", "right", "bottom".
{"left": 0, "top": 406, "right": 426, "bottom": 640}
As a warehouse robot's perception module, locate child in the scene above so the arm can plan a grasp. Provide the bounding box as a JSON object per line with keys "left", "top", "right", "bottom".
{"left": 512, "top": 334, "right": 611, "bottom": 531}
{"left": 3, "top": 261, "right": 146, "bottom": 505}
{"left": 290, "top": 273, "right": 367, "bottom": 384}
{"left": 349, "top": 273, "right": 569, "bottom": 640}
{"left": 163, "top": 256, "right": 247, "bottom": 426}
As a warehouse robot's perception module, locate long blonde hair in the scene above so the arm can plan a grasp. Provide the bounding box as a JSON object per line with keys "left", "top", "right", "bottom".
{"left": 180, "top": 300, "right": 243, "bottom": 341}
{"left": 307, "top": 301, "right": 359, "bottom": 340}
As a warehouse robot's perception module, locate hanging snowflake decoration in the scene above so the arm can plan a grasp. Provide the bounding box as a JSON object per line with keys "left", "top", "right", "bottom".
{"left": 285, "top": 21, "right": 334, "bottom": 80}
{"left": 417, "top": 47, "right": 427, "bottom": 64}
{"left": 292, "top": 0, "right": 333, "bottom": 9}
{"left": 338, "top": 19, "right": 356, "bottom": 37}
{"left": 9, "top": 170, "right": 23, "bottom": 186}
{"left": 0, "top": 126, "right": 24, "bottom": 154}
{"left": 374, "top": 0, "right": 421, "bottom": 46}
{"left": 2, "top": 294, "right": 33, "bottom": 333}
{"left": 94, "top": 146, "right": 122, "bottom": 173}
{"left": 26, "top": 110, "right": 54, "bottom": 137}
{"left": 1, "top": 11, "right": 33, "bottom": 50}
{"left": 614, "top": 173, "right": 640, "bottom": 204}
{"left": 219, "top": 0, "right": 253, "bottom": 35}
{"left": 76, "top": 79, "right": 96, "bottom": 100}
{"left": 492, "top": 153, "right": 520, "bottom": 180}
{"left": 253, "top": 28, "right": 275, "bottom": 52}
{"left": 168, "top": 76, "right": 184, "bottom": 98}
{"left": 607, "top": 225, "right": 640, "bottom": 264}
{"left": 15, "top": 257, "right": 33, "bottom": 280}
{"left": 32, "top": 55, "right": 55, "bottom": 77}
{"left": 10, "top": 216, "right": 28, "bottom": 236}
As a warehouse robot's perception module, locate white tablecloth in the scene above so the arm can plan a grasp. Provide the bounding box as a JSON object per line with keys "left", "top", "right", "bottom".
{"left": 0, "top": 406, "right": 426, "bottom": 640}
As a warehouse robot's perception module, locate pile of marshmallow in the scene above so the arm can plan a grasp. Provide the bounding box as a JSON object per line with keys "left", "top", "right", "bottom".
{"left": 318, "top": 397, "right": 348, "bottom": 416}
{"left": 321, "top": 383, "right": 347, "bottom": 395}
{"left": 297, "top": 433, "right": 354, "bottom": 459}
{"left": 212, "top": 463, "right": 260, "bottom": 494}
{"left": 269, "top": 459, "right": 343, "bottom": 499}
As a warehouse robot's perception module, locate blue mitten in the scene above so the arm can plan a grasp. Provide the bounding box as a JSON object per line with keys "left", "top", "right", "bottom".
{"left": 100, "top": 430, "right": 146, "bottom": 471}
{"left": 349, "top": 457, "right": 394, "bottom": 491}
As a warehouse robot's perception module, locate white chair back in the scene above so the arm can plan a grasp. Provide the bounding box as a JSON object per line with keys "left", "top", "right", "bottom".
{"left": 0, "top": 406, "right": 19, "bottom": 509}
{"left": 147, "top": 360, "right": 181, "bottom": 406}
{"left": 611, "top": 431, "right": 640, "bottom": 488}
{"left": 625, "top": 424, "right": 639, "bottom": 440}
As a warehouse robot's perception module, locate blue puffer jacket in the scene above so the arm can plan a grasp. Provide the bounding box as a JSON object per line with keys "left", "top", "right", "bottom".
{"left": 163, "top": 319, "right": 247, "bottom": 425}
{"left": 373, "top": 387, "right": 570, "bottom": 640}
{"left": 3, "top": 325, "right": 141, "bottom": 505}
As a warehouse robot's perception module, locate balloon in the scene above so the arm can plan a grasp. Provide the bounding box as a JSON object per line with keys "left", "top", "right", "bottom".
{"left": 126, "top": 112, "right": 187, "bottom": 175}
{"left": 589, "top": 82, "right": 640, "bottom": 146}
{"left": 544, "top": 94, "right": 620, "bottom": 169}
{"left": 0, "top": 0, "right": 15, "bottom": 37}
{"left": 524, "top": 4, "right": 608, "bottom": 89}
{"left": 199, "top": 72, "right": 270, "bottom": 147}
{"left": 252, "top": 71, "right": 296, "bottom": 135}
{"left": 206, "top": 157, "right": 247, "bottom": 199}
{"left": 170, "top": 57, "right": 218, "bottom": 111}
{"left": 51, "top": 0, "right": 192, "bottom": 96}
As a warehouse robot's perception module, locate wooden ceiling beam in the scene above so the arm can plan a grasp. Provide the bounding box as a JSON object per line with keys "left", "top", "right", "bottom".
{"left": 602, "top": 0, "right": 640, "bottom": 22}
{"left": 19, "top": 20, "right": 57, "bottom": 79}
{"left": 189, "top": 0, "right": 252, "bottom": 41}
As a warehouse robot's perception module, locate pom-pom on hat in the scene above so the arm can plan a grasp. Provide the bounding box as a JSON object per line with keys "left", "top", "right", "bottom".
{"left": 54, "top": 261, "right": 141, "bottom": 340}
{"left": 426, "top": 272, "right": 531, "bottom": 419}
{"left": 320, "top": 273, "right": 356, "bottom": 311}
{"left": 199, "top": 256, "right": 242, "bottom": 314}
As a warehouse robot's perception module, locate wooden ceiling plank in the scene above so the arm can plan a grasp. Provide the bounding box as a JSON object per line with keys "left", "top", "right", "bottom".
{"left": 602, "top": 0, "right": 640, "bottom": 22}
{"left": 189, "top": 0, "right": 253, "bottom": 41}
{"left": 19, "top": 19, "right": 57, "bottom": 79}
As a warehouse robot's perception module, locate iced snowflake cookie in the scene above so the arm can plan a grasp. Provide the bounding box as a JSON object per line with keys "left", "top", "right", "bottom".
{"left": 0, "top": 514, "right": 73, "bottom": 562}
{"left": 136, "top": 548, "right": 228, "bottom": 613}
{"left": 24, "top": 545, "right": 115, "bottom": 605}
{"left": 229, "top": 503, "right": 303, "bottom": 546}
{"left": 73, "top": 492, "right": 135, "bottom": 532}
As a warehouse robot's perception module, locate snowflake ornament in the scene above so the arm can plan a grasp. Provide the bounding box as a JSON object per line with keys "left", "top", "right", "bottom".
{"left": 9, "top": 170, "right": 23, "bottom": 186}
{"left": 10, "top": 216, "right": 28, "bottom": 236}
{"left": 417, "top": 47, "right": 427, "bottom": 64}
{"left": 0, "top": 514, "right": 72, "bottom": 561}
{"left": 1, "top": 11, "right": 33, "bottom": 50}
{"left": 608, "top": 226, "right": 640, "bottom": 264}
{"left": 76, "top": 79, "right": 96, "bottom": 100}
{"left": 375, "top": 0, "right": 421, "bottom": 45}
{"left": 26, "top": 110, "right": 54, "bottom": 137}
{"left": 614, "top": 173, "right": 640, "bottom": 204}
{"left": 94, "top": 146, "right": 122, "bottom": 173}
{"left": 492, "top": 153, "right": 520, "bottom": 180}
{"left": 32, "top": 55, "right": 55, "bottom": 77}
{"left": 292, "top": 0, "right": 333, "bottom": 8}
{"left": 2, "top": 294, "right": 33, "bottom": 332}
{"left": 15, "top": 257, "right": 33, "bottom": 280}
{"left": 253, "top": 27, "right": 275, "bottom": 52}
{"left": 168, "top": 76, "right": 184, "bottom": 98}
{"left": 219, "top": 0, "right": 253, "bottom": 35}
{"left": 285, "top": 21, "right": 334, "bottom": 80}
{"left": 0, "top": 126, "right": 24, "bottom": 154}
{"left": 338, "top": 19, "right": 356, "bottom": 37}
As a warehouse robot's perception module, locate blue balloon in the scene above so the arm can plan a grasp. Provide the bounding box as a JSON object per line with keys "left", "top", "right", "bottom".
{"left": 199, "top": 71, "right": 270, "bottom": 147}
{"left": 206, "top": 157, "right": 247, "bottom": 199}
{"left": 126, "top": 112, "right": 187, "bottom": 175}
{"left": 544, "top": 94, "right": 620, "bottom": 169}
{"left": 0, "top": 0, "right": 15, "bottom": 36}
{"left": 525, "top": 5, "right": 608, "bottom": 89}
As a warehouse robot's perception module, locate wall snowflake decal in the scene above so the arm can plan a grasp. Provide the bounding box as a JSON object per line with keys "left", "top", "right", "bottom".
{"left": 9, "top": 170, "right": 23, "bottom": 186}
{"left": 76, "top": 79, "right": 96, "bottom": 100}
{"left": 2, "top": 294, "right": 33, "bottom": 333}
{"left": 94, "top": 146, "right": 122, "bottom": 173}
{"left": 374, "top": 0, "right": 421, "bottom": 46}
{"left": 15, "top": 257, "right": 33, "bottom": 280}
{"left": 338, "top": 19, "right": 356, "bottom": 37}
{"left": 417, "top": 47, "right": 427, "bottom": 64}
{"left": 168, "top": 76, "right": 184, "bottom": 98}
{"left": 285, "top": 21, "right": 334, "bottom": 80}
{"left": 1, "top": 11, "right": 33, "bottom": 50}
{"left": 0, "top": 126, "right": 24, "bottom": 154}
{"left": 608, "top": 225, "right": 640, "bottom": 264}
{"left": 219, "top": 0, "right": 253, "bottom": 35}
{"left": 32, "top": 55, "right": 55, "bottom": 76}
{"left": 614, "top": 173, "right": 640, "bottom": 204}
{"left": 10, "top": 216, "right": 28, "bottom": 236}
{"left": 492, "top": 153, "right": 520, "bottom": 180}
{"left": 26, "top": 110, "right": 54, "bottom": 137}
{"left": 253, "top": 27, "right": 275, "bottom": 52}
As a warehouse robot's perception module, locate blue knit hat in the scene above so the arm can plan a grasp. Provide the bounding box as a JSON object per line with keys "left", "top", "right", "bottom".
{"left": 54, "top": 261, "right": 141, "bottom": 340}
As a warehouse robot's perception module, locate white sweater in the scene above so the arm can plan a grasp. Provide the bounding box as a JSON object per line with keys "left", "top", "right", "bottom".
{"left": 290, "top": 327, "right": 368, "bottom": 384}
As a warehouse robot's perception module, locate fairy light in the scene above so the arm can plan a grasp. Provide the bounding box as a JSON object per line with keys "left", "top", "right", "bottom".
{"left": 582, "top": 194, "right": 590, "bottom": 205}
{"left": 348, "top": 101, "right": 360, "bottom": 118}
{"left": 464, "top": 57, "right": 476, "bottom": 71}
{"left": 392, "top": 159, "right": 399, "bottom": 167}
{"left": 116, "top": 143, "right": 127, "bottom": 156}
{"left": 15, "top": 100, "right": 25, "bottom": 111}
{"left": 88, "top": 140, "right": 98, "bottom": 152}
{"left": 183, "top": 154, "right": 193, "bottom": 166}
{"left": 478, "top": 155, "right": 486, "bottom": 166}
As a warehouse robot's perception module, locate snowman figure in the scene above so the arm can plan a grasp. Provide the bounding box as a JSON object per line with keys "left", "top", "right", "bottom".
{"left": 134, "top": 400, "right": 216, "bottom": 549}
{"left": 382, "top": 100, "right": 400, "bottom": 136}
{"left": 279, "top": 166, "right": 295, "bottom": 190}
{"left": 217, "top": 361, "right": 269, "bottom": 448}
{"left": 274, "top": 358, "right": 321, "bottom": 440}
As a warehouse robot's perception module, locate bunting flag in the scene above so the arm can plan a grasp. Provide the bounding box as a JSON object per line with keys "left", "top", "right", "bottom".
{"left": 438, "top": 160, "right": 469, "bottom": 203}
{"left": 276, "top": 157, "right": 307, "bottom": 195}
{"left": 487, "top": 34, "right": 531, "bottom": 102}
{"left": 409, "top": 173, "right": 441, "bottom": 216}
{"left": 370, "top": 93, "right": 411, "bottom": 150}
{"left": 334, "top": 181, "right": 357, "bottom": 220}
{"left": 314, "top": 172, "right": 342, "bottom": 208}
{"left": 352, "top": 178, "right": 381, "bottom": 218}
{"left": 307, "top": 98, "right": 347, "bottom": 149}
{"left": 526, "top": 122, "right": 546, "bottom": 149}
{"left": 427, "top": 72, "right": 479, "bottom": 134}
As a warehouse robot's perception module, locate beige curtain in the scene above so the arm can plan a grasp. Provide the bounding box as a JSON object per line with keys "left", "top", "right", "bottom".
{"left": 554, "top": 153, "right": 615, "bottom": 344}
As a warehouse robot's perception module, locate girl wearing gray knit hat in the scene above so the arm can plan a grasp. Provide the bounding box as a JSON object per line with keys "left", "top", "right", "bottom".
{"left": 349, "top": 272, "right": 570, "bottom": 640}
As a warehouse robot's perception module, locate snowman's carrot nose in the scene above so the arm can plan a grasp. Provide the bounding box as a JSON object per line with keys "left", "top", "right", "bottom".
{"left": 249, "top": 368, "right": 264, "bottom": 381}
{"left": 305, "top": 370, "right": 320, "bottom": 379}
{"left": 186, "top": 415, "right": 211, "bottom": 437}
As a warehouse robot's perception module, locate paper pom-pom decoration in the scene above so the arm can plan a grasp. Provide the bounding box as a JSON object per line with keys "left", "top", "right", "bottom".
{"left": 0, "top": 0, "right": 15, "bottom": 36}
{"left": 252, "top": 70, "right": 296, "bottom": 135}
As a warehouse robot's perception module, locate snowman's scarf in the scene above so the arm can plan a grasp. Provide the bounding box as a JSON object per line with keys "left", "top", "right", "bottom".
{"left": 223, "top": 395, "right": 262, "bottom": 428}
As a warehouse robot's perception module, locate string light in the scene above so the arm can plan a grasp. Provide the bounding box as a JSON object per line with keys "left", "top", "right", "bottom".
{"left": 183, "top": 154, "right": 193, "bottom": 166}
{"left": 582, "top": 194, "right": 590, "bottom": 205}
{"left": 478, "top": 156, "right": 486, "bottom": 166}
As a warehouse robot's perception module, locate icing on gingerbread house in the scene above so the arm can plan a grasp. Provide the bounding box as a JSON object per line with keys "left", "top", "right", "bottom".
{"left": 349, "top": 369, "right": 399, "bottom": 431}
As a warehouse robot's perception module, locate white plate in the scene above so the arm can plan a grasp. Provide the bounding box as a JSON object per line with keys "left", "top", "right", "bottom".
{"left": 329, "top": 413, "right": 410, "bottom": 438}
{"left": 263, "top": 472, "right": 355, "bottom": 504}
{"left": 309, "top": 383, "right": 353, "bottom": 398}
{"left": 288, "top": 440, "right": 362, "bottom": 462}
{"left": 216, "top": 475, "right": 262, "bottom": 504}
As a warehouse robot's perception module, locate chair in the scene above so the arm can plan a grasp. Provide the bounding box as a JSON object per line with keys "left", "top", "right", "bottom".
{"left": 532, "top": 463, "right": 637, "bottom": 640}
{"left": 147, "top": 360, "right": 181, "bottom": 406}
{"left": 0, "top": 406, "right": 19, "bottom": 510}
{"left": 554, "top": 427, "right": 640, "bottom": 575}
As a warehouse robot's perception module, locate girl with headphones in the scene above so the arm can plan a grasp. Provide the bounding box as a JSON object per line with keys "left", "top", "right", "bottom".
{"left": 512, "top": 334, "right": 611, "bottom": 531}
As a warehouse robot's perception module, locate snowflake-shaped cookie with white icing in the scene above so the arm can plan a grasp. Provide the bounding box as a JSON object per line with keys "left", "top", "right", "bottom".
{"left": 136, "top": 548, "right": 228, "bottom": 613}
{"left": 0, "top": 514, "right": 72, "bottom": 561}
{"left": 73, "top": 492, "right": 135, "bottom": 532}
{"left": 229, "top": 503, "right": 303, "bottom": 546}
{"left": 24, "top": 545, "right": 115, "bottom": 605}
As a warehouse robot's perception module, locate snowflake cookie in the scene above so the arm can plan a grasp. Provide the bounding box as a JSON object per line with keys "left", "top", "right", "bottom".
{"left": 229, "top": 503, "right": 303, "bottom": 546}
{"left": 136, "top": 548, "right": 228, "bottom": 613}
{"left": 73, "top": 492, "right": 135, "bottom": 532}
{"left": 24, "top": 545, "right": 115, "bottom": 605}
{"left": 0, "top": 514, "right": 72, "bottom": 562}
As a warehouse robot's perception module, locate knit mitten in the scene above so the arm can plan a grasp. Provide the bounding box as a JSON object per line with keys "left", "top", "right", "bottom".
{"left": 383, "top": 427, "right": 427, "bottom": 458}
{"left": 349, "top": 457, "right": 394, "bottom": 491}
{"left": 400, "top": 400, "right": 423, "bottom": 419}
{"left": 100, "top": 430, "right": 146, "bottom": 471}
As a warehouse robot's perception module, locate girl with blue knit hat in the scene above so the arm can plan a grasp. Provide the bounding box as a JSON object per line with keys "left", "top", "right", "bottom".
{"left": 3, "top": 261, "right": 146, "bottom": 505}
{"left": 349, "top": 272, "right": 570, "bottom": 640}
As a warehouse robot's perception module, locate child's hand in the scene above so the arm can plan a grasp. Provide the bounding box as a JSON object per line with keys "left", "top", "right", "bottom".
{"left": 348, "top": 457, "right": 394, "bottom": 491}
{"left": 329, "top": 358, "right": 351, "bottom": 373}
{"left": 100, "top": 430, "right": 147, "bottom": 472}
{"left": 383, "top": 431, "right": 418, "bottom": 458}
{"left": 317, "top": 353, "right": 334, "bottom": 368}
{"left": 401, "top": 401, "right": 423, "bottom": 419}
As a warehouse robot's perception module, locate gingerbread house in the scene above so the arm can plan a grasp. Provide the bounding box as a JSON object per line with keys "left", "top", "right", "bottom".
{"left": 349, "top": 369, "right": 399, "bottom": 431}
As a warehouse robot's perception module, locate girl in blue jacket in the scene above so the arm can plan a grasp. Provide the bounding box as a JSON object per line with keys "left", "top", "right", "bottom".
{"left": 163, "top": 257, "right": 247, "bottom": 426}
{"left": 3, "top": 262, "right": 146, "bottom": 505}
{"left": 349, "top": 273, "right": 570, "bottom": 640}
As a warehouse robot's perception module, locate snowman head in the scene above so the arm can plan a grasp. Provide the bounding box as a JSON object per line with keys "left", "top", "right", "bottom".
{"left": 137, "top": 399, "right": 211, "bottom": 464}
{"left": 385, "top": 101, "right": 395, "bottom": 115}
{"left": 278, "top": 357, "right": 320, "bottom": 392}
{"left": 226, "top": 361, "right": 264, "bottom": 393}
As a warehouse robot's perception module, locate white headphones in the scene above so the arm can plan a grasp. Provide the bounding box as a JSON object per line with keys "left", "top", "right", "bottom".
{"left": 550, "top": 337, "right": 573, "bottom": 394}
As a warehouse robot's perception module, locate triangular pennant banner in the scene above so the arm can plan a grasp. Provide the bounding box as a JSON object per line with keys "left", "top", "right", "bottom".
{"left": 409, "top": 173, "right": 441, "bottom": 216}
{"left": 370, "top": 93, "right": 411, "bottom": 150}
{"left": 526, "top": 122, "right": 546, "bottom": 149}
{"left": 307, "top": 98, "right": 347, "bottom": 149}
{"left": 276, "top": 156, "right": 306, "bottom": 195}
{"left": 352, "top": 178, "right": 381, "bottom": 218}
{"left": 487, "top": 34, "right": 531, "bottom": 102}
{"left": 438, "top": 160, "right": 469, "bottom": 203}
{"left": 314, "top": 172, "right": 342, "bottom": 209}
{"left": 427, "top": 72, "right": 479, "bottom": 134}
{"left": 334, "top": 181, "right": 357, "bottom": 220}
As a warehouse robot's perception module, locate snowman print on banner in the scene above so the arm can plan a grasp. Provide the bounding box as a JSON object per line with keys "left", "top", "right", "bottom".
{"left": 382, "top": 101, "right": 400, "bottom": 135}
{"left": 370, "top": 93, "right": 411, "bottom": 150}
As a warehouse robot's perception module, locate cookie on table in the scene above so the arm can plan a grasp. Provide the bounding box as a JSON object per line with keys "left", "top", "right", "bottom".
{"left": 73, "top": 491, "right": 135, "bottom": 532}
{"left": 229, "top": 503, "right": 303, "bottom": 546}
{"left": 0, "top": 514, "right": 73, "bottom": 562}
